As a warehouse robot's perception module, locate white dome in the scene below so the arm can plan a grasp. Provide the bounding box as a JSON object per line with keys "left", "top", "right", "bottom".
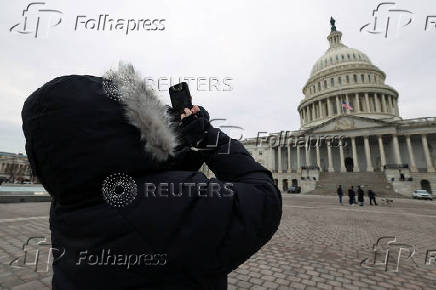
{"left": 310, "top": 46, "right": 372, "bottom": 77}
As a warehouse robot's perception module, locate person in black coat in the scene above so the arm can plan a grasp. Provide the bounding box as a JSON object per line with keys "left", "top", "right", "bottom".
{"left": 357, "top": 186, "right": 364, "bottom": 206}
{"left": 21, "top": 64, "right": 282, "bottom": 290}
{"left": 368, "top": 189, "right": 377, "bottom": 206}
{"left": 348, "top": 186, "right": 356, "bottom": 205}
{"left": 337, "top": 185, "right": 343, "bottom": 205}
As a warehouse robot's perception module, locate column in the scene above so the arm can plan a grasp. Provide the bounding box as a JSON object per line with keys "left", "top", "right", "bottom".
{"left": 378, "top": 135, "right": 387, "bottom": 170}
{"left": 327, "top": 97, "right": 332, "bottom": 117}
{"left": 422, "top": 134, "right": 435, "bottom": 172}
{"left": 287, "top": 144, "right": 292, "bottom": 172}
{"left": 316, "top": 144, "right": 322, "bottom": 172}
{"left": 355, "top": 93, "right": 360, "bottom": 112}
{"left": 390, "top": 96, "right": 395, "bottom": 114}
{"left": 406, "top": 135, "right": 417, "bottom": 172}
{"left": 339, "top": 139, "right": 346, "bottom": 172}
{"left": 351, "top": 137, "right": 360, "bottom": 172}
{"left": 311, "top": 104, "right": 315, "bottom": 120}
{"left": 382, "top": 94, "right": 387, "bottom": 113}
{"left": 394, "top": 98, "right": 399, "bottom": 116}
{"left": 364, "top": 136, "right": 374, "bottom": 172}
{"left": 305, "top": 137, "right": 311, "bottom": 167}
{"left": 278, "top": 146, "right": 282, "bottom": 173}
{"left": 336, "top": 95, "right": 341, "bottom": 115}
{"left": 375, "top": 93, "right": 381, "bottom": 112}
{"left": 327, "top": 140, "right": 334, "bottom": 172}
{"left": 270, "top": 147, "right": 275, "bottom": 171}
{"left": 297, "top": 145, "right": 301, "bottom": 172}
{"left": 392, "top": 134, "right": 402, "bottom": 165}
{"left": 365, "top": 93, "right": 371, "bottom": 112}
{"left": 319, "top": 101, "right": 324, "bottom": 119}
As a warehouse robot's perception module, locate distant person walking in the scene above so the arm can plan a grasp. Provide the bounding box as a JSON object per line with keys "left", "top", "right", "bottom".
{"left": 368, "top": 189, "right": 377, "bottom": 206}
{"left": 357, "top": 186, "right": 364, "bottom": 206}
{"left": 337, "top": 185, "right": 343, "bottom": 205}
{"left": 348, "top": 186, "right": 356, "bottom": 205}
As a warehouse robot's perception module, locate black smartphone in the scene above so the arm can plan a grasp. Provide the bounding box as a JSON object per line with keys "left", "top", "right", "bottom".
{"left": 169, "top": 82, "right": 192, "bottom": 114}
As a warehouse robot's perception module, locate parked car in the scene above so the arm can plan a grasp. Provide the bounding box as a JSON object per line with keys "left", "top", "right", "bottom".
{"left": 287, "top": 186, "right": 301, "bottom": 194}
{"left": 412, "top": 190, "right": 433, "bottom": 200}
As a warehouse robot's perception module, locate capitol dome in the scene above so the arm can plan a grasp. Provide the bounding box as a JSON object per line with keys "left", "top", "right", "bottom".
{"left": 298, "top": 18, "right": 400, "bottom": 129}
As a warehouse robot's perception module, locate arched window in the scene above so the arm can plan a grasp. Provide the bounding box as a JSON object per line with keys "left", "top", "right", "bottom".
{"left": 324, "top": 80, "right": 327, "bottom": 89}
{"left": 361, "top": 74, "right": 365, "bottom": 83}
{"left": 318, "top": 82, "right": 321, "bottom": 91}
{"left": 331, "top": 78, "right": 335, "bottom": 87}
{"left": 353, "top": 74, "right": 358, "bottom": 83}
{"left": 341, "top": 55, "right": 345, "bottom": 60}
{"left": 338, "top": 76, "right": 342, "bottom": 85}
{"left": 346, "top": 75, "right": 350, "bottom": 83}
{"left": 347, "top": 54, "right": 350, "bottom": 60}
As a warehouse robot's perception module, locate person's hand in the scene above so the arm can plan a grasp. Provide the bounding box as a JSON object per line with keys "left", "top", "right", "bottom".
{"left": 180, "top": 105, "right": 200, "bottom": 120}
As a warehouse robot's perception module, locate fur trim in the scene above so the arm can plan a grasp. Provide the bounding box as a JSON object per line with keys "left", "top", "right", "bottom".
{"left": 103, "top": 63, "right": 178, "bottom": 161}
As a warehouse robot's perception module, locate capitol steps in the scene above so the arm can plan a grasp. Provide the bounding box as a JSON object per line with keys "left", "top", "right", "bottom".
{"left": 307, "top": 172, "right": 402, "bottom": 197}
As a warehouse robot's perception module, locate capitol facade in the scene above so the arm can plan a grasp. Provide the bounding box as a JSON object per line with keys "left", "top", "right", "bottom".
{"left": 204, "top": 20, "right": 436, "bottom": 197}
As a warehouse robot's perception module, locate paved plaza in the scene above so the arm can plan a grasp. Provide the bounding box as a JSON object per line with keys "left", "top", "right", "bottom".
{"left": 1, "top": 196, "right": 436, "bottom": 289}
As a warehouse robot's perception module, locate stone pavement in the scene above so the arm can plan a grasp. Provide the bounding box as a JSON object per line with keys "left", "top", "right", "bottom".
{"left": 1, "top": 197, "right": 436, "bottom": 289}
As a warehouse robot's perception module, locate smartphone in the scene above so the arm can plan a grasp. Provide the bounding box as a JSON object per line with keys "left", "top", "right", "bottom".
{"left": 169, "top": 82, "right": 193, "bottom": 114}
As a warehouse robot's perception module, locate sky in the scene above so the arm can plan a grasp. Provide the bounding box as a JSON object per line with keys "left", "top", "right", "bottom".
{"left": 1, "top": 0, "right": 436, "bottom": 154}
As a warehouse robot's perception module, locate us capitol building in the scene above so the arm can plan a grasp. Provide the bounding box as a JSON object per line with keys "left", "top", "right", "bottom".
{"left": 203, "top": 19, "right": 436, "bottom": 197}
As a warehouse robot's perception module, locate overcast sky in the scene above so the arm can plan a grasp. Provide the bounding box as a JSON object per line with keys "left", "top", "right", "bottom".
{"left": 1, "top": 0, "right": 435, "bottom": 153}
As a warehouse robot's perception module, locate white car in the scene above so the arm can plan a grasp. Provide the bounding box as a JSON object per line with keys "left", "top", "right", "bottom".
{"left": 412, "top": 190, "right": 433, "bottom": 200}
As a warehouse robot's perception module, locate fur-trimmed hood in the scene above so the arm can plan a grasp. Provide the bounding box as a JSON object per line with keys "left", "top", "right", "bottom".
{"left": 103, "top": 63, "right": 178, "bottom": 161}
{"left": 21, "top": 64, "right": 179, "bottom": 205}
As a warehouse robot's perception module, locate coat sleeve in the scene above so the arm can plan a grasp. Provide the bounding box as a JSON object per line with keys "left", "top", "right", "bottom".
{"left": 199, "top": 125, "right": 282, "bottom": 273}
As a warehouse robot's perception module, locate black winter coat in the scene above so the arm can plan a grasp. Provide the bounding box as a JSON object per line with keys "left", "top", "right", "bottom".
{"left": 21, "top": 64, "right": 282, "bottom": 290}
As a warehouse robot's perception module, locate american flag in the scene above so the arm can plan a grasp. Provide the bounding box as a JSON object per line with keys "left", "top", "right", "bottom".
{"left": 342, "top": 100, "right": 353, "bottom": 111}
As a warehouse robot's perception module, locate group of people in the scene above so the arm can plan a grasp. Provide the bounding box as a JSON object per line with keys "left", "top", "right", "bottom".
{"left": 336, "top": 185, "right": 377, "bottom": 206}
